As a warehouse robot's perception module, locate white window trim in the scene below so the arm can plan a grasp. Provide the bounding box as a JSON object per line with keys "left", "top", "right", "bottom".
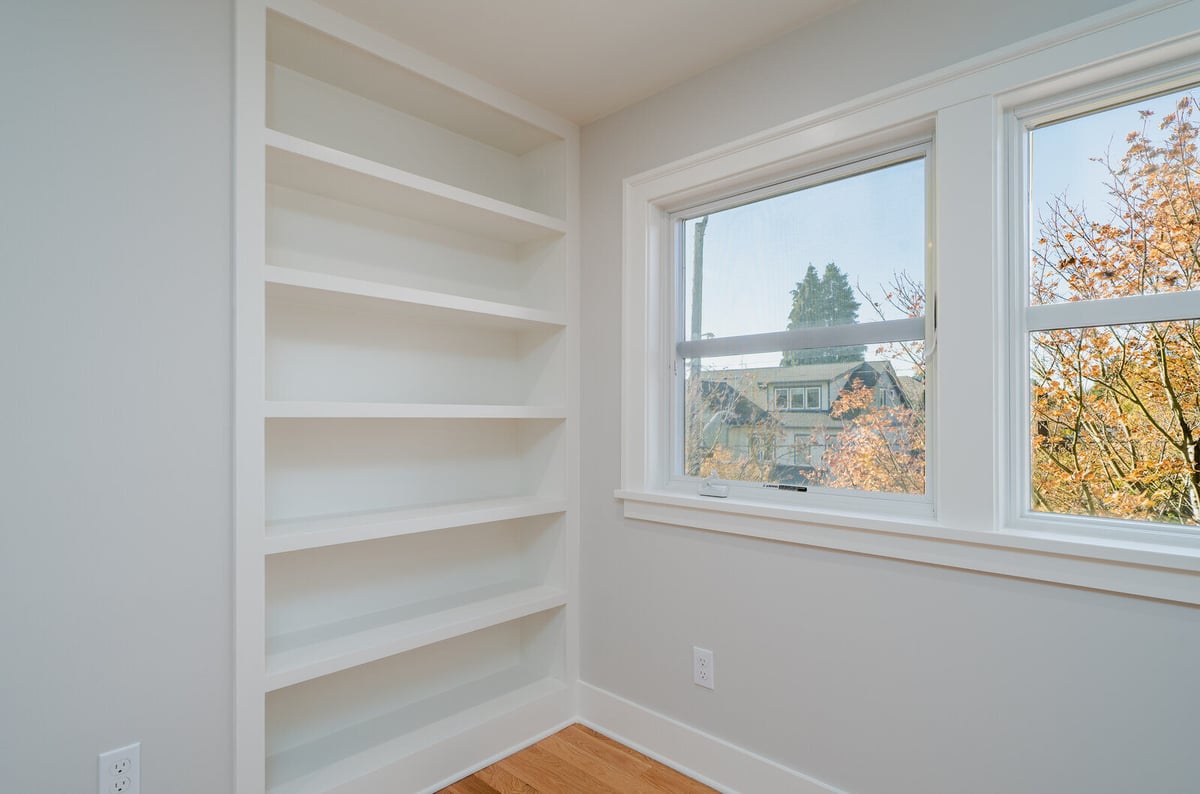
{"left": 653, "top": 130, "right": 938, "bottom": 518}
{"left": 775, "top": 386, "right": 824, "bottom": 412}
{"left": 1005, "top": 66, "right": 1200, "bottom": 546}
{"left": 619, "top": 0, "right": 1200, "bottom": 605}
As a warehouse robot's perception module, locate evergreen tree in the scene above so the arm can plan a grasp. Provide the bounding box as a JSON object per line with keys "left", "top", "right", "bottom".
{"left": 781, "top": 262, "right": 865, "bottom": 365}
{"left": 785, "top": 265, "right": 823, "bottom": 331}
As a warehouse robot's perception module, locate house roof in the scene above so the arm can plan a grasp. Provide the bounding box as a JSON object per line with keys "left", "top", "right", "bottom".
{"left": 699, "top": 361, "right": 867, "bottom": 384}
{"left": 697, "top": 359, "right": 917, "bottom": 426}
{"left": 697, "top": 380, "right": 772, "bottom": 426}
{"left": 896, "top": 375, "right": 925, "bottom": 406}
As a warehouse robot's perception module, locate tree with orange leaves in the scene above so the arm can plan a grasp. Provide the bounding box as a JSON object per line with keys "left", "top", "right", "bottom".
{"left": 820, "top": 379, "right": 926, "bottom": 494}
{"left": 1030, "top": 92, "right": 1200, "bottom": 524}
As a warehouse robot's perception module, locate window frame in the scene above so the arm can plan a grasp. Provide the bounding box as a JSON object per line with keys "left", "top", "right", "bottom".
{"left": 665, "top": 140, "right": 936, "bottom": 513}
{"left": 617, "top": 1, "right": 1200, "bottom": 605}
{"left": 1004, "top": 66, "right": 1200, "bottom": 545}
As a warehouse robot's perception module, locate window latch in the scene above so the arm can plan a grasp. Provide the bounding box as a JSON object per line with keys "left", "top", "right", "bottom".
{"left": 698, "top": 474, "right": 729, "bottom": 498}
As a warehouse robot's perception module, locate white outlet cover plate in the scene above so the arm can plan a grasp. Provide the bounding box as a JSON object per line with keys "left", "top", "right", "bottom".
{"left": 693, "top": 646, "right": 715, "bottom": 690}
{"left": 98, "top": 742, "right": 140, "bottom": 794}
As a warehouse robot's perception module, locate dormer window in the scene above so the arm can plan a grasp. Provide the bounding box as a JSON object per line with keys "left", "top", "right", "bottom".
{"left": 775, "top": 385, "right": 823, "bottom": 411}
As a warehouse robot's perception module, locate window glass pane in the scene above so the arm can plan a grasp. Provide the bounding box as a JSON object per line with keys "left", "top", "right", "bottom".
{"left": 1030, "top": 85, "right": 1200, "bottom": 304}
{"left": 682, "top": 157, "right": 926, "bottom": 341}
{"left": 1030, "top": 320, "right": 1200, "bottom": 525}
{"left": 683, "top": 344, "right": 925, "bottom": 494}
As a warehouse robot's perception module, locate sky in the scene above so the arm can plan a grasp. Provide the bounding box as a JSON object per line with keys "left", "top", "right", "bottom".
{"left": 683, "top": 157, "right": 926, "bottom": 339}
{"left": 683, "top": 82, "right": 1198, "bottom": 371}
{"left": 1030, "top": 85, "right": 1195, "bottom": 299}
{"left": 683, "top": 157, "right": 925, "bottom": 370}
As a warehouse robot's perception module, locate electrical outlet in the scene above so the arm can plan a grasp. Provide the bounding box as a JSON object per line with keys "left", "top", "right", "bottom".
{"left": 693, "top": 646, "right": 715, "bottom": 690}
{"left": 98, "top": 743, "right": 139, "bottom": 794}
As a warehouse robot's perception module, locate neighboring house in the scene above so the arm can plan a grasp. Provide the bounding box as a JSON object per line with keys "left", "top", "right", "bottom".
{"left": 696, "top": 360, "right": 920, "bottom": 483}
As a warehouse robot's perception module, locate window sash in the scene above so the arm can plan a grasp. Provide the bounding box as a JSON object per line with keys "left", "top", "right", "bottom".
{"left": 1012, "top": 75, "right": 1200, "bottom": 533}
{"left": 1025, "top": 291, "right": 1200, "bottom": 332}
{"left": 676, "top": 316, "right": 925, "bottom": 359}
{"left": 670, "top": 141, "right": 933, "bottom": 498}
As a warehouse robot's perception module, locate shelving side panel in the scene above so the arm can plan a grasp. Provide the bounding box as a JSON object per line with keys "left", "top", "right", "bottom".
{"left": 236, "top": 3, "right": 269, "bottom": 794}
{"left": 265, "top": 293, "right": 565, "bottom": 407}
{"left": 266, "top": 184, "right": 566, "bottom": 312}
{"left": 265, "top": 418, "right": 565, "bottom": 523}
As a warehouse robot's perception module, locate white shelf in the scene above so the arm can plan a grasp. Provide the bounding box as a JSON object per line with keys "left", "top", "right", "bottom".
{"left": 265, "top": 418, "right": 564, "bottom": 522}
{"left": 265, "top": 583, "right": 566, "bottom": 692}
{"left": 264, "top": 401, "right": 566, "bottom": 419}
{"left": 265, "top": 265, "right": 566, "bottom": 330}
{"left": 265, "top": 0, "right": 569, "bottom": 155}
{"left": 267, "top": 668, "right": 566, "bottom": 794}
{"left": 265, "top": 496, "right": 566, "bottom": 555}
{"left": 265, "top": 129, "right": 566, "bottom": 244}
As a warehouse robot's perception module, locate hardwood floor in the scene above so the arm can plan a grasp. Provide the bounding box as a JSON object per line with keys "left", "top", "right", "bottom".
{"left": 440, "top": 724, "right": 719, "bottom": 793}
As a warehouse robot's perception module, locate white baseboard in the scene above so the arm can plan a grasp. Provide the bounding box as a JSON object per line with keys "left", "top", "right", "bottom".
{"left": 416, "top": 716, "right": 576, "bottom": 794}
{"left": 577, "top": 681, "right": 848, "bottom": 794}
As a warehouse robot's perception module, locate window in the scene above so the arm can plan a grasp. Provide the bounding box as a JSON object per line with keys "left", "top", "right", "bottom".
{"left": 776, "top": 385, "right": 823, "bottom": 411}
{"left": 1019, "top": 81, "right": 1200, "bottom": 528}
{"left": 619, "top": 3, "right": 1200, "bottom": 604}
{"left": 676, "top": 145, "right": 932, "bottom": 501}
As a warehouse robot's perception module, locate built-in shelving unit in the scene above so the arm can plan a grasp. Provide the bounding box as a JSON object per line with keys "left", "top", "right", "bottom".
{"left": 236, "top": 1, "right": 578, "bottom": 791}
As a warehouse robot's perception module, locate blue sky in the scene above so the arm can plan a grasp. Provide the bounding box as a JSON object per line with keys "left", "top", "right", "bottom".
{"left": 683, "top": 157, "right": 926, "bottom": 346}
{"left": 684, "top": 83, "right": 1196, "bottom": 371}
{"left": 1031, "top": 86, "right": 1192, "bottom": 240}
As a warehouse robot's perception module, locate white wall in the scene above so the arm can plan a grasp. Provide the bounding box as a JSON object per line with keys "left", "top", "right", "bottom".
{"left": 579, "top": 2, "right": 1200, "bottom": 793}
{"left": 0, "top": 2, "right": 234, "bottom": 792}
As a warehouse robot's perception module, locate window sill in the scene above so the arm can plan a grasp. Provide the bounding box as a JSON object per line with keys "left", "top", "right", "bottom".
{"left": 615, "top": 489, "right": 1200, "bottom": 605}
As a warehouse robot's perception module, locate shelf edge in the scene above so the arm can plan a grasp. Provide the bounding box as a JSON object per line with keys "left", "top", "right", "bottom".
{"left": 265, "top": 129, "right": 567, "bottom": 238}
{"left": 265, "top": 499, "right": 567, "bottom": 555}
{"left": 264, "top": 265, "right": 567, "bottom": 328}
{"left": 264, "top": 586, "right": 568, "bottom": 692}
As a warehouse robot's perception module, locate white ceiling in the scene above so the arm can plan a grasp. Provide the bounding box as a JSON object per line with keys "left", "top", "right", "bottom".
{"left": 316, "top": 0, "right": 854, "bottom": 125}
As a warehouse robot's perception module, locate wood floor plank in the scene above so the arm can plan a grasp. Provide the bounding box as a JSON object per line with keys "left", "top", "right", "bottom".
{"left": 556, "top": 724, "right": 654, "bottom": 773}
{"left": 498, "top": 742, "right": 624, "bottom": 794}
{"left": 473, "top": 765, "right": 537, "bottom": 794}
{"left": 572, "top": 723, "right": 664, "bottom": 767}
{"left": 574, "top": 724, "right": 704, "bottom": 786}
{"left": 439, "top": 724, "right": 717, "bottom": 794}
{"left": 443, "top": 777, "right": 502, "bottom": 794}
{"left": 538, "top": 730, "right": 652, "bottom": 792}
{"left": 640, "top": 762, "right": 720, "bottom": 794}
{"left": 566, "top": 726, "right": 715, "bottom": 794}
